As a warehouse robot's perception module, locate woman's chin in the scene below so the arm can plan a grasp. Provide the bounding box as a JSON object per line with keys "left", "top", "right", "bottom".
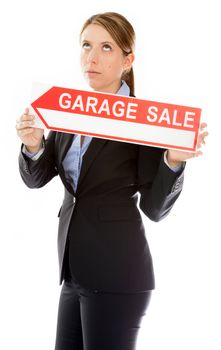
{"left": 87, "top": 83, "right": 105, "bottom": 92}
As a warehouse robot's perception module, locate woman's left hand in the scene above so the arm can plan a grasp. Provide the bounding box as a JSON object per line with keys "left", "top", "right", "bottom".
{"left": 166, "top": 122, "right": 208, "bottom": 167}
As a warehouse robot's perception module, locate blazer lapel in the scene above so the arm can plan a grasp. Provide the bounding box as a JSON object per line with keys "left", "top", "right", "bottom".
{"left": 56, "top": 133, "right": 107, "bottom": 194}
{"left": 57, "top": 132, "right": 75, "bottom": 194}
{"left": 77, "top": 137, "right": 108, "bottom": 191}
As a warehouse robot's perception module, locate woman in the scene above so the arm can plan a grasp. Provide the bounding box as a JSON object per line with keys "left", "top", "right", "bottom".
{"left": 16, "top": 12, "right": 208, "bottom": 350}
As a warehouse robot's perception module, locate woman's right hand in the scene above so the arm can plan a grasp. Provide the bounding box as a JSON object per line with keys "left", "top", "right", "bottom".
{"left": 16, "top": 107, "right": 44, "bottom": 153}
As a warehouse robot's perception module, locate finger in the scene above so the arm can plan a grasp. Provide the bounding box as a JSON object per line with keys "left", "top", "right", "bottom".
{"left": 16, "top": 120, "right": 34, "bottom": 130}
{"left": 16, "top": 108, "right": 31, "bottom": 123}
{"left": 195, "top": 150, "right": 203, "bottom": 157}
{"left": 17, "top": 128, "right": 34, "bottom": 137}
{"left": 197, "top": 131, "right": 209, "bottom": 147}
{"left": 201, "top": 131, "right": 209, "bottom": 143}
{"left": 200, "top": 122, "right": 207, "bottom": 131}
{"left": 18, "top": 114, "right": 35, "bottom": 123}
{"left": 22, "top": 113, "right": 35, "bottom": 121}
{"left": 201, "top": 131, "right": 209, "bottom": 144}
{"left": 24, "top": 107, "right": 29, "bottom": 115}
{"left": 197, "top": 133, "right": 203, "bottom": 147}
{"left": 191, "top": 150, "right": 203, "bottom": 158}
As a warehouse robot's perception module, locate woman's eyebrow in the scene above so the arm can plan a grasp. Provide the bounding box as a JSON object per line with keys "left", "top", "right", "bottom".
{"left": 101, "top": 41, "right": 114, "bottom": 45}
{"left": 81, "top": 39, "right": 115, "bottom": 46}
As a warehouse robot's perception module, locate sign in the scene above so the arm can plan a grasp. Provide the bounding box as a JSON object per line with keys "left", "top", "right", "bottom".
{"left": 31, "top": 83, "right": 201, "bottom": 151}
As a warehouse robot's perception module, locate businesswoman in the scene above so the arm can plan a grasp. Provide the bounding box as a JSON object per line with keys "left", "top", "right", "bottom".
{"left": 16, "top": 12, "right": 208, "bottom": 350}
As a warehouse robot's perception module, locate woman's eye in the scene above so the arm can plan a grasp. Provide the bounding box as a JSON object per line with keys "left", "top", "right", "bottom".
{"left": 103, "top": 44, "right": 112, "bottom": 51}
{"left": 82, "top": 42, "right": 90, "bottom": 49}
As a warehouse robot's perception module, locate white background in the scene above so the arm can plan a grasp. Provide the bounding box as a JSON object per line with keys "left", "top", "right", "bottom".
{"left": 0, "top": 0, "right": 220, "bottom": 349}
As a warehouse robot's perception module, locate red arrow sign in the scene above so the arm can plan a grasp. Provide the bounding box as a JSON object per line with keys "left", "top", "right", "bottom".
{"left": 31, "top": 84, "right": 201, "bottom": 151}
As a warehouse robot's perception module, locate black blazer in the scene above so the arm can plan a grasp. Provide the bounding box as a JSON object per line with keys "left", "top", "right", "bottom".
{"left": 19, "top": 132, "right": 184, "bottom": 292}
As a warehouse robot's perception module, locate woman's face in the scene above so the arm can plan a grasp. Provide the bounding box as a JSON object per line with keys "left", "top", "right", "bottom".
{"left": 80, "top": 24, "right": 134, "bottom": 93}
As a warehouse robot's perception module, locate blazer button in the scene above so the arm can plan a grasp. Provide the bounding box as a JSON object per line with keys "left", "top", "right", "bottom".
{"left": 73, "top": 196, "right": 76, "bottom": 204}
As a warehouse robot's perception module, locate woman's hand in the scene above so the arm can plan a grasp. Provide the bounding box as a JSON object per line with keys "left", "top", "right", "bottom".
{"left": 166, "top": 122, "right": 208, "bottom": 167}
{"left": 16, "top": 107, "right": 44, "bottom": 153}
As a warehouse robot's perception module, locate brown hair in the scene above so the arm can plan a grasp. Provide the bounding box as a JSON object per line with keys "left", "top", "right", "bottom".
{"left": 80, "top": 12, "right": 136, "bottom": 95}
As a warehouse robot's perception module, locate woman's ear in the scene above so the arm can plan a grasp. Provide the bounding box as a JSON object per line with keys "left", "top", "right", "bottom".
{"left": 123, "top": 53, "right": 135, "bottom": 72}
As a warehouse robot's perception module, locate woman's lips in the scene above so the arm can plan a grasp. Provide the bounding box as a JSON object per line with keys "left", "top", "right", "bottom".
{"left": 85, "top": 70, "right": 101, "bottom": 77}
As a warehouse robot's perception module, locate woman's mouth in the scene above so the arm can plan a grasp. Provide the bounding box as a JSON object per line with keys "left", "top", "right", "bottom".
{"left": 85, "top": 70, "right": 101, "bottom": 77}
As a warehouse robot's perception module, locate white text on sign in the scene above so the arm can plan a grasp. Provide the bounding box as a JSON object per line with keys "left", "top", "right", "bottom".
{"left": 58, "top": 93, "right": 195, "bottom": 128}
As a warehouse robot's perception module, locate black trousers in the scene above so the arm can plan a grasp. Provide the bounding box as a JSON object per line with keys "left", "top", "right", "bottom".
{"left": 54, "top": 260, "right": 152, "bottom": 350}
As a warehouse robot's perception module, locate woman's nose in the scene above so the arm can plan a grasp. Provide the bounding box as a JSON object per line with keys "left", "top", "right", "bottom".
{"left": 87, "top": 48, "right": 99, "bottom": 64}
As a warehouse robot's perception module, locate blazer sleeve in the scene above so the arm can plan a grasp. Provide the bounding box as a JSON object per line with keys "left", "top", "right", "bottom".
{"left": 19, "top": 131, "right": 58, "bottom": 189}
{"left": 138, "top": 146, "right": 185, "bottom": 222}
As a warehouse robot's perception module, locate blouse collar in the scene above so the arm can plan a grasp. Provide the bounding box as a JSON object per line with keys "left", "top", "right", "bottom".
{"left": 117, "top": 80, "right": 130, "bottom": 97}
